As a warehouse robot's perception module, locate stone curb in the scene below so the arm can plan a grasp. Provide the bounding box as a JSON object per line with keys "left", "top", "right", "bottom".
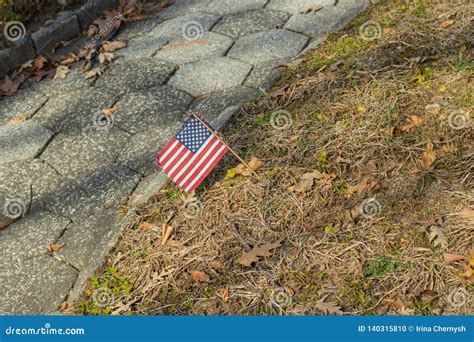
{"left": 0, "top": 0, "right": 120, "bottom": 78}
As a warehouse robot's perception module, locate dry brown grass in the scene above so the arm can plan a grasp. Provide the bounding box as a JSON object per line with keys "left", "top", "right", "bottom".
{"left": 72, "top": 0, "right": 473, "bottom": 316}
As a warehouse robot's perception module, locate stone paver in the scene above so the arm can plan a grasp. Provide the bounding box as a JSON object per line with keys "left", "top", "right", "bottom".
{"left": 155, "top": 32, "right": 233, "bottom": 64}
{"left": 169, "top": 57, "right": 252, "bottom": 97}
{"left": 212, "top": 9, "right": 289, "bottom": 40}
{"left": 0, "top": 0, "right": 369, "bottom": 314}
{"left": 0, "top": 121, "right": 54, "bottom": 163}
{"left": 227, "top": 29, "right": 309, "bottom": 65}
{"left": 266, "top": 0, "right": 335, "bottom": 14}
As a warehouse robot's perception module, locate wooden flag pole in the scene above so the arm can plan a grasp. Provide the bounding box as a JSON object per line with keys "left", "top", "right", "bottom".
{"left": 189, "top": 110, "right": 261, "bottom": 180}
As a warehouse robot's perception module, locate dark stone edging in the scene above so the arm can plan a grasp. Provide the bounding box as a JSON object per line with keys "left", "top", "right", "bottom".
{"left": 0, "top": 0, "right": 120, "bottom": 78}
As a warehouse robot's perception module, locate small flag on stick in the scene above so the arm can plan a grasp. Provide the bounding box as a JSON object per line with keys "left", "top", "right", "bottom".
{"left": 155, "top": 112, "right": 228, "bottom": 193}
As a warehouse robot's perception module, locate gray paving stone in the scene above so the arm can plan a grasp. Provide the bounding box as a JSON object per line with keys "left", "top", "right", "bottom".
{"left": 118, "top": 124, "right": 181, "bottom": 176}
{"left": 159, "top": 0, "right": 213, "bottom": 20}
{"left": 0, "top": 256, "right": 77, "bottom": 314}
{"left": 212, "top": 9, "right": 289, "bottom": 40}
{"left": 75, "top": 0, "right": 121, "bottom": 30}
{"left": 227, "top": 29, "right": 308, "bottom": 65}
{"left": 190, "top": 85, "right": 259, "bottom": 124}
{"left": 266, "top": 0, "right": 335, "bottom": 15}
{"left": 41, "top": 127, "right": 130, "bottom": 180}
{"left": 0, "top": 121, "right": 54, "bottom": 163}
{"left": 32, "top": 88, "right": 119, "bottom": 133}
{"left": 155, "top": 32, "right": 233, "bottom": 64}
{"left": 27, "top": 66, "right": 94, "bottom": 97}
{"left": 149, "top": 12, "right": 220, "bottom": 41}
{"left": 206, "top": 0, "right": 268, "bottom": 15}
{"left": 284, "top": 0, "right": 369, "bottom": 37}
{"left": 244, "top": 59, "right": 289, "bottom": 90}
{"left": 168, "top": 57, "right": 252, "bottom": 97}
{"left": 128, "top": 171, "right": 168, "bottom": 206}
{"left": 116, "top": 35, "right": 168, "bottom": 61}
{"left": 55, "top": 209, "right": 121, "bottom": 271}
{"left": 45, "top": 164, "right": 141, "bottom": 219}
{"left": 113, "top": 86, "right": 193, "bottom": 134}
{"left": 0, "top": 88, "right": 48, "bottom": 125}
{"left": 0, "top": 212, "right": 70, "bottom": 261}
{"left": 115, "top": 15, "right": 162, "bottom": 40}
{"left": 95, "top": 58, "right": 176, "bottom": 95}
{"left": 32, "top": 15, "right": 81, "bottom": 55}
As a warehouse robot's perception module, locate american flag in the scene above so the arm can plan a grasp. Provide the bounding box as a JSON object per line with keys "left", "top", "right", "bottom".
{"left": 155, "top": 115, "right": 228, "bottom": 193}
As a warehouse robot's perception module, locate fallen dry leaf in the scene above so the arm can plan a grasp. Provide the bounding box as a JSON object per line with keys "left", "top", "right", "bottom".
{"left": 288, "top": 171, "right": 335, "bottom": 193}
{"left": 439, "top": 19, "right": 455, "bottom": 28}
{"left": 139, "top": 222, "right": 154, "bottom": 231}
{"left": 231, "top": 156, "right": 263, "bottom": 177}
{"left": 425, "top": 103, "right": 441, "bottom": 115}
{"left": 457, "top": 207, "right": 474, "bottom": 222}
{"left": 102, "top": 40, "right": 127, "bottom": 52}
{"left": 191, "top": 271, "right": 210, "bottom": 283}
{"left": 218, "top": 287, "right": 229, "bottom": 302}
{"left": 238, "top": 240, "right": 282, "bottom": 267}
{"left": 48, "top": 243, "right": 65, "bottom": 252}
{"left": 414, "top": 142, "right": 436, "bottom": 172}
{"left": 400, "top": 115, "right": 424, "bottom": 132}
{"left": 428, "top": 225, "right": 448, "bottom": 249}
{"left": 54, "top": 65, "right": 70, "bottom": 80}
{"left": 160, "top": 224, "right": 173, "bottom": 245}
{"left": 58, "top": 301, "right": 70, "bottom": 312}
{"left": 85, "top": 68, "right": 103, "bottom": 79}
{"left": 6, "top": 114, "right": 28, "bottom": 125}
{"left": 443, "top": 253, "right": 466, "bottom": 264}
{"left": 99, "top": 52, "right": 115, "bottom": 64}
{"left": 102, "top": 107, "right": 118, "bottom": 118}
{"left": 314, "top": 299, "right": 344, "bottom": 315}
{"left": 346, "top": 179, "right": 379, "bottom": 196}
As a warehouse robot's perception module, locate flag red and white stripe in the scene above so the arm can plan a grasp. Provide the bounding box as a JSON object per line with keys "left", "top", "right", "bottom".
{"left": 155, "top": 116, "right": 228, "bottom": 192}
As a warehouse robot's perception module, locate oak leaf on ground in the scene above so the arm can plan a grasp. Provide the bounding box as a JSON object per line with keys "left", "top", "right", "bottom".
{"left": 238, "top": 240, "right": 282, "bottom": 267}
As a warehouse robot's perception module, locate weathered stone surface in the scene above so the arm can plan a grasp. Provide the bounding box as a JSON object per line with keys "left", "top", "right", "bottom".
{"left": 32, "top": 15, "right": 81, "bottom": 55}
{"left": 114, "top": 86, "right": 192, "bottom": 134}
{"left": 205, "top": 0, "right": 268, "bottom": 15}
{"left": 27, "top": 66, "right": 93, "bottom": 97}
{"left": 45, "top": 164, "right": 141, "bottom": 219}
{"left": 0, "top": 212, "right": 69, "bottom": 261}
{"left": 244, "top": 59, "right": 289, "bottom": 90}
{"left": 212, "top": 9, "right": 289, "bottom": 40}
{"left": 118, "top": 124, "right": 181, "bottom": 176}
{"left": 0, "top": 38, "right": 36, "bottom": 78}
{"left": 115, "top": 15, "right": 162, "bottom": 40}
{"left": 227, "top": 29, "right": 308, "bottom": 65}
{"left": 95, "top": 58, "right": 176, "bottom": 95}
{"left": 155, "top": 32, "right": 233, "bottom": 64}
{"left": 0, "top": 121, "right": 54, "bottom": 163}
{"left": 32, "top": 88, "right": 118, "bottom": 133}
{"left": 190, "top": 86, "right": 258, "bottom": 124}
{"left": 158, "top": 0, "right": 213, "bottom": 20}
{"left": 168, "top": 57, "right": 252, "bottom": 97}
{"left": 266, "top": 0, "right": 335, "bottom": 14}
{"left": 0, "top": 256, "right": 77, "bottom": 314}
{"left": 128, "top": 171, "right": 168, "bottom": 206}
{"left": 284, "top": 0, "right": 369, "bottom": 37}
{"left": 55, "top": 209, "right": 121, "bottom": 271}
{"left": 41, "top": 127, "right": 130, "bottom": 180}
{"left": 0, "top": 88, "right": 48, "bottom": 125}
{"left": 149, "top": 12, "right": 220, "bottom": 41}
{"left": 117, "top": 35, "right": 168, "bottom": 61}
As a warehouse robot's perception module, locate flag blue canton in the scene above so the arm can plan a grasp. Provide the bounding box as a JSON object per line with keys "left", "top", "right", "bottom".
{"left": 176, "top": 116, "right": 212, "bottom": 154}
